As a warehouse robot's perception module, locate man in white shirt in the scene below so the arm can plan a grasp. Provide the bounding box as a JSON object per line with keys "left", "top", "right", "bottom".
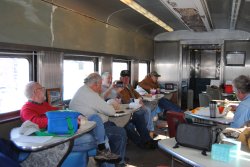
{"left": 69, "top": 73, "right": 127, "bottom": 166}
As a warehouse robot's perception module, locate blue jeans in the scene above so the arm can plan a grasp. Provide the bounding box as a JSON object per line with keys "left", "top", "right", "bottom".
{"left": 72, "top": 133, "right": 97, "bottom": 152}
{"left": 158, "top": 98, "right": 181, "bottom": 112}
{"left": 143, "top": 106, "right": 154, "bottom": 131}
{"left": 88, "top": 114, "right": 117, "bottom": 167}
{"left": 88, "top": 114, "right": 106, "bottom": 145}
{"left": 72, "top": 130, "right": 115, "bottom": 167}
{"left": 104, "top": 121, "right": 127, "bottom": 164}
{"left": 125, "top": 109, "right": 152, "bottom": 147}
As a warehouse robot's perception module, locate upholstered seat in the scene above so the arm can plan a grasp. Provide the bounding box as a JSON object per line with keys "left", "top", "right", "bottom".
{"left": 166, "top": 111, "right": 186, "bottom": 138}
{"left": 199, "top": 93, "right": 211, "bottom": 107}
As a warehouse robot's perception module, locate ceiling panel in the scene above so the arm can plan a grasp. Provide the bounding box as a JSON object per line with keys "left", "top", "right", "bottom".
{"left": 237, "top": 0, "right": 250, "bottom": 32}
{"left": 206, "top": 0, "right": 232, "bottom": 29}
{"left": 50, "top": 0, "right": 250, "bottom": 39}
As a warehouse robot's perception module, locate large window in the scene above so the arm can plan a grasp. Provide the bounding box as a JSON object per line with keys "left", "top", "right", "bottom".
{"left": 138, "top": 62, "right": 149, "bottom": 82}
{"left": 112, "top": 61, "right": 128, "bottom": 81}
{"left": 0, "top": 54, "right": 32, "bottom": 115}
{"left": 63, "top": 58, "right": 96, "bottom": 100}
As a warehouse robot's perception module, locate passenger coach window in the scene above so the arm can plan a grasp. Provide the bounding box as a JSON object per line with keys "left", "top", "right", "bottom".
{"left": 0, "top": 56, "right": 31, "bottom": 114}
{"left": 112, "top": 61, "right": 128, "bottom": 81}
{"left": 139, "top": 62, "right": 148, "bottom": 82}
{"left": 63, "top": 59, "right": 95, "bottom": 100}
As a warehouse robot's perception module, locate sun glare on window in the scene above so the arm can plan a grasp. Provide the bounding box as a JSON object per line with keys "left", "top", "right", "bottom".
{"left": 0, "top": 58, "right": 29, "bottom": 113}
{"left": 63, "top": 60, "right": 94, "bottom": 100}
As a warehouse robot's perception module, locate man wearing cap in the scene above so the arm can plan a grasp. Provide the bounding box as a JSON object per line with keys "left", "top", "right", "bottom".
{"left": 138, "top": 71, "right": 161, "bottom": 93}
{"left": 118, "top": 70, "right": 158, "bottom": 149}
{"left": 138, "top": 71, "right": 182, "bottom": 113}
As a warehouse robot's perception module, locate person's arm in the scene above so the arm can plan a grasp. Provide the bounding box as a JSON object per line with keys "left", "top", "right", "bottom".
{"left": 138, "top": 79, "right": 151, "bottom": 93}
{"left": 102, "top": 84, "right": 114, "bottom": 100}
{"left": 95, "top": 94, "right": 116, "bottom": 116}
{"left": 21, "top": 106, "right": 48, "bottom": 129}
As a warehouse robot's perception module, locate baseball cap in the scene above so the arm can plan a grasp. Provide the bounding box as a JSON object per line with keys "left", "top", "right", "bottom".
{"left": 120, "top": 70, "right": 130, "bottom": 77}
{"left": 150, "top": 71, "right": 161, "bottom": 77}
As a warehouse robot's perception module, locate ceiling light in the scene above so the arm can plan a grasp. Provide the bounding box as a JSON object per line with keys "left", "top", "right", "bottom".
{"left": 120, "top": 0, "right": 173, "bottom": 32}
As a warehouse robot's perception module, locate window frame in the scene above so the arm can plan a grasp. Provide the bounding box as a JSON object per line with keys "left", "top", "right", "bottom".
{"left": 0, "top": 51, "right": 34, "bottom": 123}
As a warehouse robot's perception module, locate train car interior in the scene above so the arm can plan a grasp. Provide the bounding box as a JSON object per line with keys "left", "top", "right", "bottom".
{"left": 1, "top": 0, "right": 250, "bottom": 166}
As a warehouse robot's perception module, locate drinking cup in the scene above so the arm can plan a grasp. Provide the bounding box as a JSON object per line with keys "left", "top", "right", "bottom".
{"left": 150, "top": 89, "right": 156, "bottom": 95}
{"left": 209, "top": 101, "right": 217, "bottom": 118}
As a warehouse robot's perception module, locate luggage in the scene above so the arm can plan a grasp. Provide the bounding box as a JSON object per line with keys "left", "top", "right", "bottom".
{"left": 174, "top": 123, "right": 221, "bottom": 155}
{"left": 46, "top": 111, "right": 80, "bottom": 135}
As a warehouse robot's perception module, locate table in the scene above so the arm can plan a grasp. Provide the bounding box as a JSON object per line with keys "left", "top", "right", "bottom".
{"left": 142, "top": 94, "right": 164, "bottom": 102}
{"left": 161, "top": 89, "right": 178, "bottom": 100}
{"left": 185, "top": 111, "right": 233, "bottom": 125}
{"left": 158, "top": 138, "right": 250, "bottom": 167}
{"left": 11, "top": 121, "right": 96, "bottom": 151}
{"left": 109, "top": 104, "right": 141, "bottom": 127}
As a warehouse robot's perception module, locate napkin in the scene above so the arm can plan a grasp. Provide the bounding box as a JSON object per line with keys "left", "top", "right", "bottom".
{"left": 129, "top": 102, "right": 141, "bottom": 109}
{"left": 19, "top": 120, "right": 39, "bottom": 136}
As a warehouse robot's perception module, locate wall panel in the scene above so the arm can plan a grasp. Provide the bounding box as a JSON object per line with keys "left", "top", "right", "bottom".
{"left": 224, "top": 41, "right": 250, "bottom": 82}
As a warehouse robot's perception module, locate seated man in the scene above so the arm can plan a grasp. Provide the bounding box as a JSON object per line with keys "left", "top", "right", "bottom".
{"left": 102, "top": 70, "right": 158, "bottom": 149}
{"left": 138, "top": 71, "right": 182, "bottom": 122}
{"left": 20, "top": 81, "right": 120, "bottom": 165}
{"left": 69, "top": 73, "right": 127, "bottom": 166}
{"left": 230, "top": 75, "right": 250, "bottom": 128}
{"left": 101, "top": 72, "right": 154, "bottom": 137}
{"left": 138, "top": 71, "right": 182, "bottom": 113}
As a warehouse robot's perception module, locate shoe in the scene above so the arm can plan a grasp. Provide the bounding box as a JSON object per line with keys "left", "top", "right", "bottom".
{"left": 94, "top": 149, "right": 121, "bottom": 162}
{"left": 143, "top": 140, "right": 158, "bottom": 149}
{"left": 150, "top": 131, "right": 159, "bottom": 139}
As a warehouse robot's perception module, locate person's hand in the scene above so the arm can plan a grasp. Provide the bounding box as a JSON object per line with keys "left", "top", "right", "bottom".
{"left": 114, "top": 98, "right": 122, "bottom": 104}
{"left": 229, "top": 105, "right": 237, "bottom": 112}
{"left": 145, "top": 94, "right": 152, "bottom": 97}
{"left": 77, "top": 115, "right": 87, "bottom": 128}
{"left": 107, "top": 99, "right": 120, "bottom": 110}
{"left": 115, "top": 87, "right": 124, "bottom": 93}
{"left": 110, "top": 81, "right": 117, "bottom": 88}
{"left": 156, "top": 88, "right": 160, "bottom": 94}
{"left": 112, "top": 102, "right": 120, "bottom": 110}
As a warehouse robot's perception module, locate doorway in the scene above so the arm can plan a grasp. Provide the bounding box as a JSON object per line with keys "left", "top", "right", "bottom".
{"left": 182, "top": 44, "right": 221, "bottom": 109}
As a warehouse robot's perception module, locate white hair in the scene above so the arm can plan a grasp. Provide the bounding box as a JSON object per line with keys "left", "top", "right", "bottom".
{"left": 84, "top": 73, "right": 102, "bottom": 86}
{"left": 24, "top": 81, "right": 37, "bottom": 99}
{"left": 101, "top": 72, "right": 111, "bottom": 79}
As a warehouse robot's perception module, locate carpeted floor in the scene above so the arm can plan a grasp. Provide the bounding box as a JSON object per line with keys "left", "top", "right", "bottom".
{"left": 124, "top": 120, "right": 189, "bottom": 167}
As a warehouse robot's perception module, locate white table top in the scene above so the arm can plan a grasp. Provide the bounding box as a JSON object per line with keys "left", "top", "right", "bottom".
{"left": 185, "top": 111, "right": 233, "bottom": 125}
{"left": 158, "top": 138, "right": 250, "bottom": 167}
{"left": 11, "top": 121, "right": 96, "bottom": 151}
{"left": 160, "top": 89, "right": 177, "bottom": 94}
{"left": 109, "top": 104, "right": 140, "bottom": 127}
{"left": 142, "top": 94, "right": 164, "bottom": 102}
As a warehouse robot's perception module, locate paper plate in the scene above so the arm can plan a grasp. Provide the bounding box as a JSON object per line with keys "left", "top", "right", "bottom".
{"left": 191, "top": 107, "right": 228, "bottom": 117}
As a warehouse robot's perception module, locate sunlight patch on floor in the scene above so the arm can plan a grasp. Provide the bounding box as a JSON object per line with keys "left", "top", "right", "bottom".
{"left": 125, "top": 164, "right": 136, "bottom": 167}
{"left": 154, "top": 134, "right": 169, "bottom": 140}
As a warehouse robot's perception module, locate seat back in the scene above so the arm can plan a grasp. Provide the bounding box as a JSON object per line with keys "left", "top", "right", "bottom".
{"left": 199, "top": 93, "right": 211, "bottom": 107}
{"left": 206, "top": 86, "right": 222, "bottom": 100}
{"left": 166, "top": 111, "right": 186, "bottom": 138}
